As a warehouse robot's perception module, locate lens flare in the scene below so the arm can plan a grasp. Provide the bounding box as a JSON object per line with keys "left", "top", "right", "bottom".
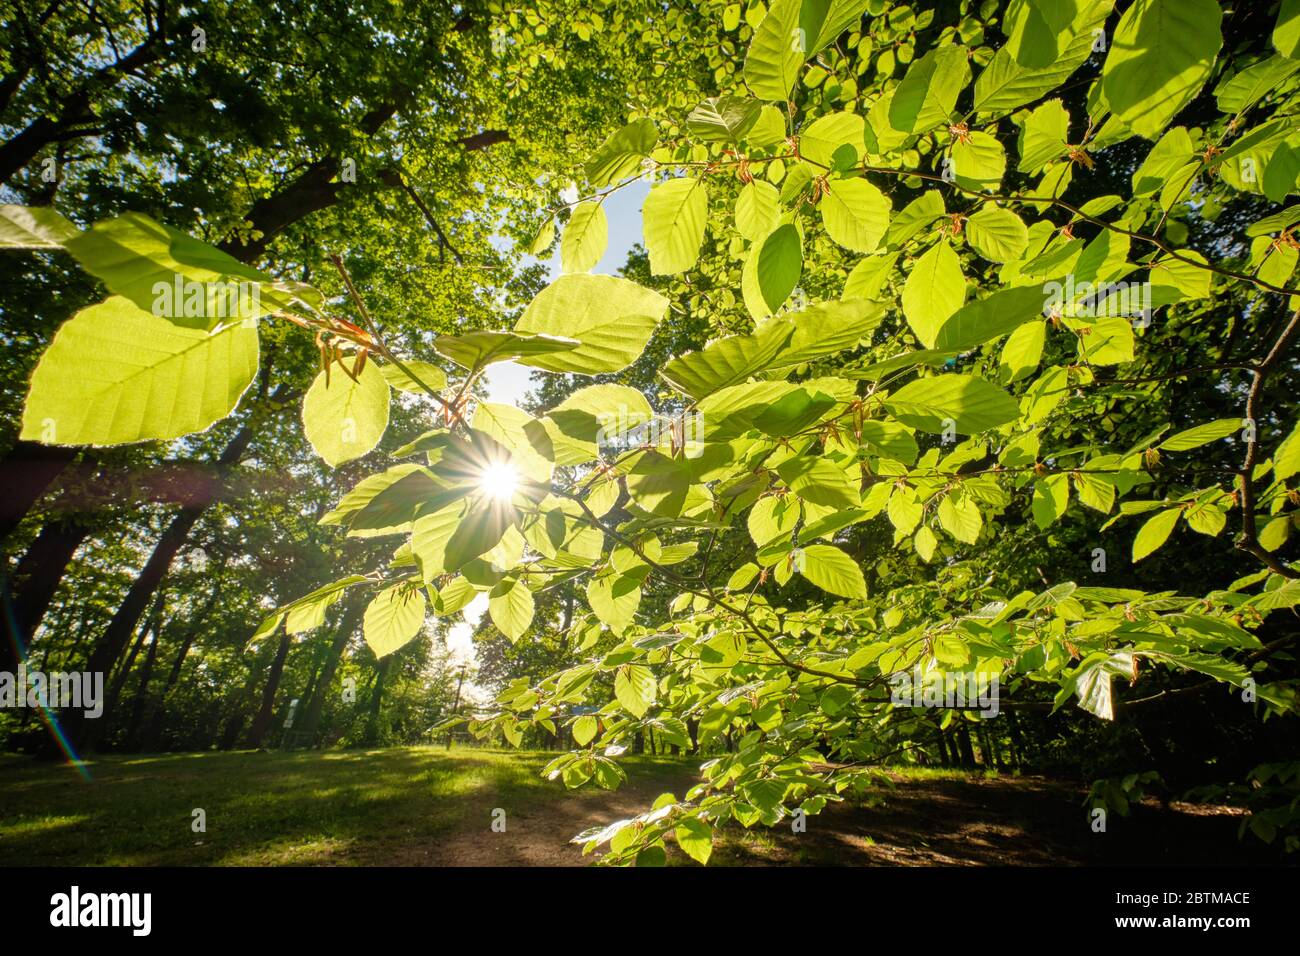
{"left": 479, "top": 462, "right": 518, "bottom": 502}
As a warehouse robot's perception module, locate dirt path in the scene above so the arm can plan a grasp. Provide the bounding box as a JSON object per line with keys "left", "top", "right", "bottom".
{"left": 410, "top": 771, "right": 1278, "bottom": 867}
{"left": 416, "top": 772, "right": 690, "bottom": 866}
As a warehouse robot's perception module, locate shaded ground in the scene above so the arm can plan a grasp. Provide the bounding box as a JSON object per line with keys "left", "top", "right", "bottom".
{"left": 712, "top": 772, "right": 1281, "bottom": 866}
{"left": 0, "top": 749, "right": 1282, "bottom": 866}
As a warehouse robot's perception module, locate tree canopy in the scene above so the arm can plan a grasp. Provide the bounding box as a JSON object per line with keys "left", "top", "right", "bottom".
{"left": 3, "top": 0, "right": 1300, "bottom": 864}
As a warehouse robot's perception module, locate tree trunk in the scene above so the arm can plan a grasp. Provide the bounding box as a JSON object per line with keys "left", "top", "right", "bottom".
{"left": 137, "top": 580, "right": 220, "bottom": 752}
{"left": 218, "top": 656, "right": 264, "bottom": 751}
{"left": 244, "top": 631, "right": 292, "bottom": 749}
{"left": 297, "top": 594, "right": 365, "bottom": 745}
{"left": 67, "top": 384, "right": 295, "bottom": 753}
{"left": 956, "top": 723, "right": 977, "bottom": 769}
{"left": 105, "top": 592, "right": 164, "bottom": 714}
{"left": 361, "top": 657, "right": 391, "bottom": 745}
{"left": 0, "top": 442, "right": 79, "bottom": 544}
{"left": 121, "top": 625, "right": 160, "bottom": 750}
{"left": 0, "top": 515, "right": 92, "bottom": 675}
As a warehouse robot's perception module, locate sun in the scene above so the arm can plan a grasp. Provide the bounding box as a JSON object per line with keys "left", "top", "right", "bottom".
{"left": 479, "top": 462, "right": 519, "bottom": 502}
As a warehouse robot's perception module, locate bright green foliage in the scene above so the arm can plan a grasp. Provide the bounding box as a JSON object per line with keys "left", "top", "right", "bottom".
{"left": 12, "top": 0, "right": 1300, "bottom": 866}
{"left": 562, "top": 201, "right": 609, "bottom": 273}
{"left": 643, "top": 177, "right": 708, "bottom": 274}
{"left": 301, "top": 361, "right": 391, "bottom": 467}
{"left": 514, "top": 275, "right": 669, "bottom": 374}
{"left": 22, "top": 297, "right": 260, "bottom": 446}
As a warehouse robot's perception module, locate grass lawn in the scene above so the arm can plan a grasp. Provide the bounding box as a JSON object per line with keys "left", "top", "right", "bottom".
{"left": 0, "top": 747, "right": 696, "bottom": 866}
{"left": 2, "top": 749, "right": 1270, "bottom": 866}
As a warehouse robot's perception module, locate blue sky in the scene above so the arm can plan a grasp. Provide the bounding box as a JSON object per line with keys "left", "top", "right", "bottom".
{"left": 452, "top": 178, "right": 651, "bottom": 678}
{"left": 482, "top": 178, "right": 651, "bottom": 406}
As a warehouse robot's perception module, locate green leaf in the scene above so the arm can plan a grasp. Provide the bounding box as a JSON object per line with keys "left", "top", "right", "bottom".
{"left": 1132, "top": 128, "right": 1195, "bottom": 197}
{"left": 302, "top": 360, "right": 390, "bottom": 467}
{"left": 660, "top": 319, "right": 793, "bottom": 399}
{"left": 951, "top": 131, "right": 1006, "bottom": 192}
{"left": 770, "top": 298, "right": 888, "bottom": 368}
{"left": 473, "top": 401, "right": 553, "bottom": 482}
{"left": 586, "top": 119, "right": 656, "bottom": 187}
{"left": 363, "top": 583, "right": 426, "bottom": 658}
{"left": 1159, "top": 419, "right": 1240, "bottom": 452}
{"left": 885, "top": 374, "right": 1019, "bottom": 434}
{"left": 0, "top": 205, "right": 79, "bottom": 247}
{"left": 1215, "top": 55, "right": 1300, "bottom": 116}
{"left": 321, "top": 465, "right": 427, "bottom": 531}
{"left": 515, "top": 275, "right": 669, "bottom": 375}
{"left": 411, "top": 501, "right": 471, "bottom": 581}
{"left": 1101, "top": 0, "right": 1223, "bottom": 141}
{"left": 1017, "top": 99, "right": 1070, "bottom": 173}
{"left": 1133, "top": 508, "right": 1180, "bottom": 562}
{"left": 573, "top": 714, "right": 599, "bottom": 746}
{"left": 588, "top": 574, "right": 642, "bottom": 635}
{"left": 973, "top": 0, "right": 1111, "bottom": 119}
{"left": 1005, "top": 0, "right": 1077, "bottom": 69}
{"left": 279, "top": 576, "right": 370, "bottom": 634}
{"left": 1274, "top": 421, "right": 1300, "bottom": 480}
{"left": 489, "top": 577, "right": 535, "bottom": 642}
{"left": 1071, "top": 651, "right": 1135, "bottom": 720}
{"left": 643, "top": 177, "right": 708, "bottom": 275}
{"left": 735, "top": 180, "right": 781, "bottom": 242}
{"left": 743, "top": 0, "right": 813, "bottom": 101}
{"left": 444, "top": 501, "right": 517, "bottom": 571}
{"left": 749, "top": 495, "right": 800, "bottom": 547}
{"left": 675, "top": 817, "right": 714, "bottom": 865}
{"left": 546, "top": 385, "right": 655, "bottom": 463}
{"left": 938, "top": 493, "right": 982, "bottom": 543}
{"left": 1032, "top": 474, "right": 1070, "bottom": 528}
{"left": 687, "top": 95, "right": 762, "bottom": 142}
{"left": 889, "top": 44, "right": 970, "bottom": 134}
{"left": 964, "top": 207, "right": 1029, "bottom": 262}
{"left": 433, "top": 329, "right": 579, "bottom": 372}
{"left": 820, "top": 177, "right": 892, "bottom": 252}
{"left": 625, "top": 450, "right": 692, "bottom": 517}
{"left": 800, "top": 111, "right": 866, "bottom": 168}
{"left": 1259, "top": 515, "right": 1290, "bottom": 552}
{"left": 431, "top": 576, "right": 477, "bottom": 616}
{"left": 62, "top": 212, "right": 280, "bottom": 331}
{"left": 1074, "top": 472, "right": 1116, "bottom": 514}
{"left": 843, "top": 253, "right": 899, "bottom": 300}
{"left": 936, "top": 285, "right": 1046, "bottom": 352}
{"left": 346, "top": 467, "right": 451, "bottom": 536}
{"left": 902, "top": 240, "right": 965, "bottom": 348}
{"left": 526, "top": 218, "right": 556, "bottom": 255}
{"left": 561, "top": 201, "right": 608, "bottom": 273}
{"left": 914, "top": 525, "right": 938, "bottom": 562}
{"left": 746, "top": 105, "right": 788, "bottom": 148}
{"left": 777, "top": 456, "right": 859, "bottom": 509}
{"left": 798, "top": 543, "right": 868, "bottom": 599}
{"left": 1277, "top": 0, "right": 1300, "bottom": 58}
{"left": 21, "top": 296, "right": 259, "bottom": 446}
{"left": 380, "top": 361, "right": 447, "bottom": 394}
{"left": 614, "top": 664, "right": 657, "bottom": 718}
{"left": 1076, "top": 317, "right": 1134, "bottom": 366}
{"left": 741, "top": 223, "right": 803, "bottom": 319}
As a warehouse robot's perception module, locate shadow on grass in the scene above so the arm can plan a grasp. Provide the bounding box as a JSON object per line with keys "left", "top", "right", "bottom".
{"left": 0, "top": 747, "right": 692, "bottom": 866}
